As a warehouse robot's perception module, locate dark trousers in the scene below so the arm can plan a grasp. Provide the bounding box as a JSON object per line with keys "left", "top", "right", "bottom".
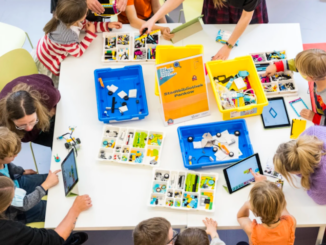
{"left": 237, "top": 242, "right": 249, "bottom": 245}
{"left": 17, "top": 174, "right": 48, "bottom": 224}
{"left": 33, "top": 116, "right": 55, "bottom": 149}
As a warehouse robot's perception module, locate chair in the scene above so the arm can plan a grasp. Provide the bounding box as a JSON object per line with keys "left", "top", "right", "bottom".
{"left": 0, "top": 48, "right": 38, "bottom": 91}
{"left": 0, "top": 22, "right": 33, "bottom": 57}
{"left": 0, "top": 48, "right": 39, "bottom": 172}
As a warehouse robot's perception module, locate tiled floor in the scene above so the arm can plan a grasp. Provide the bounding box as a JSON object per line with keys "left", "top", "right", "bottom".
{"left": 0, "top": 0, "right": 325, "bottom": 244}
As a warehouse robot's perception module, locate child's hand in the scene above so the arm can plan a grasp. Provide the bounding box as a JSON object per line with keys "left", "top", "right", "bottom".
{"left": 203, "top": 217, "right": 219, "bottom": 238}
{"left": 263, "top": 64, "right": 277, "bottom": 77}
{"left": 86, "top": 22, "right": 95, "bottom": 33}
{"left": 250, "top": 169, "right": 267, "bottom": 182}
{"left": 108, "top": 22, "right": 122, "bottom": 30}
{"left": 300, "top": 109, "right": 315, "bottom": 121}
{"left": 161, "top": 27, "right": 174, "bottom": 40}
{"left": 23, "top": 169, "right": 37, "bottom": 175}
{"left": 41, "top": 170, "right": 61, "bottom": 191}
{"left": 71, "top": 195, "right": 92, "bottom": 214}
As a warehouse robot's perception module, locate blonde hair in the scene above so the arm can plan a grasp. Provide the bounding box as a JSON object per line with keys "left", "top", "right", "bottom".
{"left": 44, "top": 0, "right": 88, "bottom": 34}
{"left": 295, "top": 49, "right": 326, "bottom": 81}
{"left": 212, "top": 0, "right": 226, "bottom": 8}
{"left": 274, "top": 135, "right": 324, "bottom": 190}
{"left": 250, "top": 181, "right": 286, "bottom": 226}
{"left": 0, "top": 176, "right": 15, "bottom": 216}
{"left": 0, "top": 127, "right": 21, "bottom": 160}
{"left": 0, "top": 83, "right": 51, "bottom": 139}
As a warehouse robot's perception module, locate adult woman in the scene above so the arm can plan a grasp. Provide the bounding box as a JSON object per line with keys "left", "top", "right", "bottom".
{"left": 140, "top": 0, "right": 268, "bottom": 60}
{"left": 0, "top": 176, "right": 91, "bottom": 245}
{"left": 0, "top": 74, "right": 60, "bottom": 148}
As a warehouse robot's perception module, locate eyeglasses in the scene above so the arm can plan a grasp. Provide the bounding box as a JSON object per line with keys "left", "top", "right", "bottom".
{"left": 167, "top": 230, "right": 178, "bottom": 245}
{"left": 15, "top": 118, "right": 39, "bottom": 130}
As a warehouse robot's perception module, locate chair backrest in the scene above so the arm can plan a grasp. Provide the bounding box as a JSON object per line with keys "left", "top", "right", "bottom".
{"left": 0, "top": 48, "right": 38, "bottom": 91}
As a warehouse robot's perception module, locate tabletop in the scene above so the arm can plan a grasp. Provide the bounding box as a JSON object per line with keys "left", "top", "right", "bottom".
{"left": 45, "top": 23, "right": 325, "bottom": 231}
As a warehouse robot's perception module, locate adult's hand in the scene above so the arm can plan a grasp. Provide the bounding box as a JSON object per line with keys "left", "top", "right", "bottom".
{"left": 116, "top": 0, "right": 128, "bottom": 12}
{"left": 140, "top": 18, "right": 156, "bottom": 35}
{"left": 212, "top": 45, "right": 231, "bottom": 61}
{"left": 71, "top": 195, "right": 92, "bottom": 214}
{"left": 87, "top": 0, "right": 104, "bottom": 14}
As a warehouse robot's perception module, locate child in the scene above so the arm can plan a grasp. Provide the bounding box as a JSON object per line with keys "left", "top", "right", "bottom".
{"left": 175, "top": 218, "right": 226, "bottom": 245}
{"left": 133, "top": 217, "right": 175, "bottom": 245}
{"left": 0, "top": 176, "right": 92, "bottom": 245}
{"left": 35, "top": 0, "right": 122, "bottom": 87}
{"left": 118, "top": 0, "right": 174, "bottom": 40}
{"left": 140, "top": 0, "right": 268, "bottom": 60}
{"left": 274, "top": 125, "right": 326, "bottom": 205}
{"left": 0, "top": 127, "right": 60, "bottom": 224}
{"left": 264, "top": 49, "right": 326, "bottom": 125}
{"left": 237, "top": 181, "right": 296, "bottom": 245}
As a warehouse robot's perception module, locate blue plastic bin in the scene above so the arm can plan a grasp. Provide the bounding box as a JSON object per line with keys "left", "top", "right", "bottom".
{"left": 94, "top": 65, "right": 149, "bottom": 123}
{"left": 177, "top": 119, "right": 254, "bottom": 169}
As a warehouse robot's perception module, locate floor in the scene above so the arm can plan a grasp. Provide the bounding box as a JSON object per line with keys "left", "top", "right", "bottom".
{"left": 0, "top": 0, "right": 325, "bottom": 244}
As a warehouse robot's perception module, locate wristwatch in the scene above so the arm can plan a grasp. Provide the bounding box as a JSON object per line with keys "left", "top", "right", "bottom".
{"left": 225, "top": 41, "right": 234, "bottom": 49}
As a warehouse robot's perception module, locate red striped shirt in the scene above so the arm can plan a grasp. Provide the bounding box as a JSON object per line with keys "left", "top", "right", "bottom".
{"left": 36, "top": 21, "right": 110, "bottom": 76}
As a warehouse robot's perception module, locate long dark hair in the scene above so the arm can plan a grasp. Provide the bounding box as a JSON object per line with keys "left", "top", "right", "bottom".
{"left": 0, "top": 83, "right": 51, "bottom": 138}
{"left": 44, "top": 0, "right": 88, "bottom": 34}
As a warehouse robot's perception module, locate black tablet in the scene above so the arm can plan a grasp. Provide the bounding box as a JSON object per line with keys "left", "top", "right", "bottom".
{"left": 61, "top": 149, "right": 79, "bottom": 196}
{"left": 223, "top": 153, "right": 263, "bottom": 194}
{"left": 261, "top": 97, "right": 291, "bottom": 129}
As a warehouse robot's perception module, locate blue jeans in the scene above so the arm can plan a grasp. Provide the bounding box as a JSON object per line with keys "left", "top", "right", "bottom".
{"left": 17, "top": 174, "right": 48, "bottom": 224}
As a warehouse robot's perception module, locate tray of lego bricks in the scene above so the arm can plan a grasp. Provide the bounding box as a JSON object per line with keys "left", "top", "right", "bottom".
{"left": 97, "top": 125, "right": 165, "bottom": 167}
{"left": 251, "top": 51, "right": 298, "bottom": 98}
{"left": 177, "top": 120, "right": 254, "bottom": 170}
{"left": 149, "top": 169, "right": 218, "bottom": 212}
{"left": 102, "top": 30, "right": 160, "bottom": 62}
{"left": 94, "top": 65, "right": 149, "bottom": 123}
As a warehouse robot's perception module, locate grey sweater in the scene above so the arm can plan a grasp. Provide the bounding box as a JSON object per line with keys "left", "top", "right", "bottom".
{"left": 0, "top": 163, "right": 46, "bottom": 221}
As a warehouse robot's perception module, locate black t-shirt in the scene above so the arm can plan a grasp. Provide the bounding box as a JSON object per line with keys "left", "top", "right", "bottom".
{"left": 228, "top": 0, "right": 261, "bottom": 12}
{"left": 0, "top": 219, "right": 64, "bottom": 245}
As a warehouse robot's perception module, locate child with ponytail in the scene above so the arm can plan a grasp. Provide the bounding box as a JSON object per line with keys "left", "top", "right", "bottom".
{"left": 274, "top": 125, "right": 326, "bottom": 205}
{"left": 35, "top": 0, "right": 122, "bottom": 87}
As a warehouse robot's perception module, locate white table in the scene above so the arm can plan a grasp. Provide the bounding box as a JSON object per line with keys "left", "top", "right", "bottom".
{"left": 45, "top": 23, "right": 326, "bottom": 244}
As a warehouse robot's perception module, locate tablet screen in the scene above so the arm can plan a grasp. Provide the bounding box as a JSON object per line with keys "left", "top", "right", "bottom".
{"left": 223, "top": 154, "right": 263, "bottom": 194}
{"left": 61, "top": 150, "right": 78, "bottom": 196}
{"left": 261, "top": 97, "right": 290, "bottom": 128}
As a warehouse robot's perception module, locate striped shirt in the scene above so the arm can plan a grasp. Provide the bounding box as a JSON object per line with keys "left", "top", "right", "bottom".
{"left": 36, "top": 20, "right": 110, "bottom": 76}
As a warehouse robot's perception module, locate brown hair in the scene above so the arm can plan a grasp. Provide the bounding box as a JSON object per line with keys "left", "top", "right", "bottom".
{"left": 0, "top": 127, "right": 21, "bottom": 160}
{"left": 295, "top": 49, "right": 326, "bottom": 81}
{"left": 44, "top": 0, "right": 88, "bottom": 34}
{"left": 0, "top": 177, "right": 15, "bottom": 216}
{"left": 250, "top": 181, "right": 286, "bottom": 226}
{"left": 175, "top": 228, "right": 209, "bottom": 245}
{"left": 0, "top": 83, "right": 51, "bottom": 139}
{"left": 212, "top": 0, "right": 226, "bottom": 8}
{"left": 133, "top": 217, "right": 171, "bottom": 245}
{"left": 274, "top": 135, "right": 324, "bottom": 190}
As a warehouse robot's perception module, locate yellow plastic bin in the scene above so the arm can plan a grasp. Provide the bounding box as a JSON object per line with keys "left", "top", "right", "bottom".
{"left": 155, "top": 45, "right": 204, "bottom": 97}
{"left": 206, "top": 55, "right": 268, "bottom": 120}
